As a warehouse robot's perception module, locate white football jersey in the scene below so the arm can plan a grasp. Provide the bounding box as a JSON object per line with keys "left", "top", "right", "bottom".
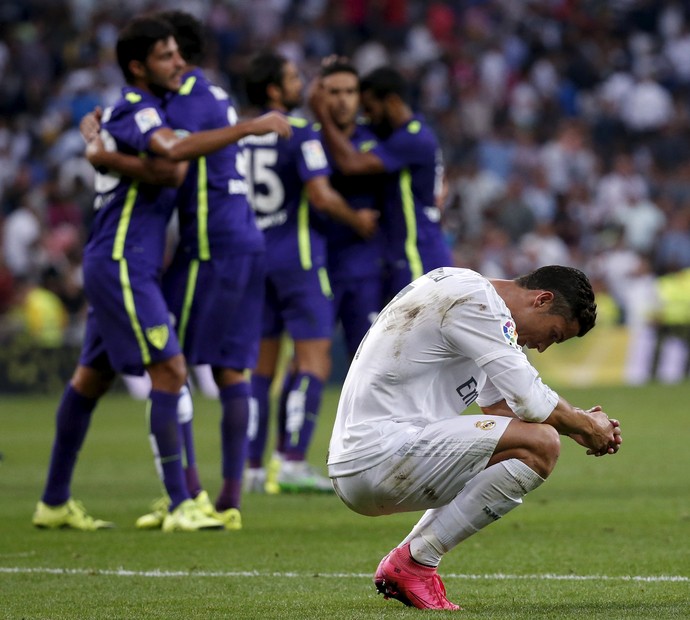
{"left": 328, "top": 267, "right": 559, "bottom": 474}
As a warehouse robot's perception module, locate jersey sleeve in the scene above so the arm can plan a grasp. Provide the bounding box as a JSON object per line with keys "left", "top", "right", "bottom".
{"left": 476, "top": 376, "right": 502, "bottom": 408}
{"left": 105, "top": 101, "right": 171, "bottom": 154}
{"left": 441, "top": 285, "right": 558, "bottom": 423}
{"left": 131, "top": 104, "right": 169, "bottom": 150}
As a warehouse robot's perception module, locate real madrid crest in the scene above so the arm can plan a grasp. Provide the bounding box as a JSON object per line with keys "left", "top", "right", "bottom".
{"left": 475, "top": 420, "right": 496, "bottom": 431}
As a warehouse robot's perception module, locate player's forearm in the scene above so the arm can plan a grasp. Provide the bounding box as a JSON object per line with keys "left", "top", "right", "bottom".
{"left": 313, "top": 189, "right": 360, "bottom": 228}
{"left": 163, "top": 124, "right": 251, "bottom": 161}
{"left": 480, "top": 400, "right": 518, "bottom": 418}
{"left": 156, "top": 113, "right": 289, "bottom": 161}
{"left": 87, "top": 149, "right": 139, "bottom": 176}
{"left": 88, "top": 150, "right": 183, "bottom": 186}
{"left": 319, "top": 116, "right": 365, "bottom": 175}
{"left": 546, "top": 399, "right": 621, "bottom": 456}
{"left": 542, "top": 398, "right": 598, "bottom": 436}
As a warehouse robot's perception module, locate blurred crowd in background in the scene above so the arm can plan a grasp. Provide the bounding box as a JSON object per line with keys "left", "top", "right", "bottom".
{"left": 1, "top": 0, "right": 690, "bottom": 384}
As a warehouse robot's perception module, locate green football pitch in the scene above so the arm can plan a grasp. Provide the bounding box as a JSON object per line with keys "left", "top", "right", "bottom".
{"left": 1, "top": 383, "right": 688, "bottom": 619}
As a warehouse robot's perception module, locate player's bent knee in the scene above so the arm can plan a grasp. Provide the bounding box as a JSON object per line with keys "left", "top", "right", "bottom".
{"left": 148, "top": 355, "right": 187, "bottom": 392}
{"left": 537, "top": 424, "right": 561, "bottom": 469}
{"left": 492, "top": 420, "right": 560, "bottom": 478}
{"left": 212, "top": 366, "right": 245, "bottom": 388}
{"left": 522, "top": 424, "right": 560, "bottom": 477}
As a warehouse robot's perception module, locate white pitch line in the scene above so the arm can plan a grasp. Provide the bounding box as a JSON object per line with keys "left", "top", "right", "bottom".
{"left": 0, "top": 567, "right": 687, "bottom": 583}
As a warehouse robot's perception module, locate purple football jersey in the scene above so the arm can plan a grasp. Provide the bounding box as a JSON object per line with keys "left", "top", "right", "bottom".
{"left": 164, "top": 69, "right": 264, "bottom": 258}
{"left": 371, "top": 115, "right": 452, "bottom": 279}
{"left": 325, "top": 120, "right": 385, "bottom": 281}
{"left": 84, "top": 87, "right": 177, "bottom": 269}
{"left": 243, "top": 114, "right": 332, "bottom": 272}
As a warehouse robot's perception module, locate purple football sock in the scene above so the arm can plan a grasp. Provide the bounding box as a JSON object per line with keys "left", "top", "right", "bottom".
{"left": 181, "top": 430, "right": 202, "bottom": 498}
{"left": 178, "top": 384, "right": 202, "bottom": 497}
{"left": 41, "top": 385, "right": 98, "bottom": 506}
{"left": 275, "top": 371, "right": 294, "bottom": 455}
{"left": 248, "top": 374, "right": 271, "bottom": 468}
{"left": 148, "top": 389, "right": 189, "bottom": 510}
{"left": 283, "top": 373, "right": 324, "bottom": 462}
{"left": 216, "top": 382, "right": 250, "bottom": 511}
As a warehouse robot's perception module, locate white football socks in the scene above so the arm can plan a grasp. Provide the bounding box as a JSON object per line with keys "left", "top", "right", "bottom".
{"left": 177, "top": 384, "right": 194, "bottom": 424}
{"left": 406, "top": 459, "right": 545, "bottom": 567}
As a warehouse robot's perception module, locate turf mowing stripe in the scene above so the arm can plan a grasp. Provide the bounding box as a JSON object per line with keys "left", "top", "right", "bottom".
{"left": 0, "top": 567, "right": 687, "bottom": 582}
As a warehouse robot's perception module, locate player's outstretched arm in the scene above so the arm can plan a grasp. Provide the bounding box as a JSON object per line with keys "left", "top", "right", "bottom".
{"left": 149, "top": 111, "right": 292, "bottom": 161}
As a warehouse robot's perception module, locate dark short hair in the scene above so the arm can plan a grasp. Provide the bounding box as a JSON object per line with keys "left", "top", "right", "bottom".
{"left": 116, "top": 16, "right": 175, "bottom": 84}
{"left": 360, "top": 67, "right": 408, "bottom": 102}
{"left": 245, "top": 51, "right": 287, "bottom": 107}
{"left": 515, "top": 265, "right": 597, "bottom": 337}
{"left": 158, "top": 10, "right": 205, "bottom": 66}
{"left": 320, "top": 58, "right": 358, "bottom": 80}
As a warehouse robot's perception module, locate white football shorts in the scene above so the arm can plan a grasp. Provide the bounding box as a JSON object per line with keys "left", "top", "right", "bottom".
{"left": 330, "top": 415, "right": 511, "bottom": 516}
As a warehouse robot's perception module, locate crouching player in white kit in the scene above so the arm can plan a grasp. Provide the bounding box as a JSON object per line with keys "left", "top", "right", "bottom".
{"left": 328, "top": 266, "right": 622, "bottom": 610}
